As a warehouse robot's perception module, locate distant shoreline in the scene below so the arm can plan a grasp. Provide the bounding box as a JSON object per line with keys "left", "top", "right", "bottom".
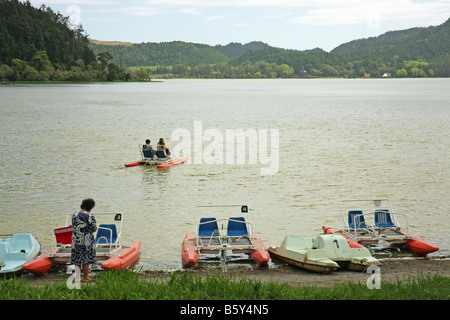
{"left": 1, "top": 79, "right": 163, "bottom": 85}
{"left": 3, "top": 77, "right": 449, "bottom": 85}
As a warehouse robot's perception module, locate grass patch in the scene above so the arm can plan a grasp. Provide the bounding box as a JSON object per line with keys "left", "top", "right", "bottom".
{"left": 1, "top": 270, "right": 449, "bottom": 300}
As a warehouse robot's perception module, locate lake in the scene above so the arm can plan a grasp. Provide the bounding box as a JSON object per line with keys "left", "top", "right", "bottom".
{"left": 0, "top": 79, "right": 449, "bottom": 270}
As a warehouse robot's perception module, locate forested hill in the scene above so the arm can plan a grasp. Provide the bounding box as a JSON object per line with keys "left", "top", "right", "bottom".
{"left": 89, "top": 41, "right": 230, "bottom": 68}
{"left": 88, "top": 40, "right": 324, "bottom": 69}
{"left": 330, "top": 18, "right": 450, "bottom": 77}
{"left": 215, "top": 41, "right": 271, "bottom": 59}
{"left": 1, "top": 0, "right": 449, "bottom": 80}
{"left": 89, "top": 17, "right": 450, "bottom": 78}
{"left": 0, "top": 0, "right": 95, "bottom": 69}
{"left": 0, "top": 0, "right": 125, "bottom": 81}
{"left": 332, "top": 18, "right": 450, "bottom": 56}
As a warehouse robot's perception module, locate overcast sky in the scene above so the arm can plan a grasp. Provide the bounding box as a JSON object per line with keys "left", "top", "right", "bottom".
{"left": 29, "top": 0, "right": 450, "bottom": 52}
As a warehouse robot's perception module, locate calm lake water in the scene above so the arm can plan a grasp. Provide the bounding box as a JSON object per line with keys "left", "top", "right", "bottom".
{"left": 1, "top": 79, "right": 449, "bottom": 270}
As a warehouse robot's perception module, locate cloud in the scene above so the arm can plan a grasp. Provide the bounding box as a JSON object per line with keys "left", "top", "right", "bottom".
{"left": 121, "top": 6, "right": 164, "bottom": 16}
{"left": 126, "top": 1, "right": 450, "bottom": 27}
{"left": 177, "top": 8, "right": 203, "bottom": 15}
{"left": 205, "top": 13, "right": 234, "bottom": 21}
{"left": 135, "top": 0, "right": 314, "bottom": 7}
{"left": 287, "top": 0, "right": 450, "bottom": 27}
{"left": 84, "top": 17, "right": 125, "bottom": 24}
{"left": 234, "top": 23, "right": 253, "bottom": 28}
{"left": 205, "top": 15, "right": 224, "bottom": 21}
{"left": 29, "top": 0, "right": 450, "bottom": 26}
{"left": 29, "top": 0, "right": 117, "bottom": 5}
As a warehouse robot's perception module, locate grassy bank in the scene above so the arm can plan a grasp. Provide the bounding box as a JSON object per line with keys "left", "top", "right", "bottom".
{"left": 1, "top": 270, "right": 449, "bottom": 300}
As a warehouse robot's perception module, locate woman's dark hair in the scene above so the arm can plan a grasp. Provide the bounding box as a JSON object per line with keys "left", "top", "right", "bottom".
{"left": 80, "top": 198, "right": 96, "bottom": 211}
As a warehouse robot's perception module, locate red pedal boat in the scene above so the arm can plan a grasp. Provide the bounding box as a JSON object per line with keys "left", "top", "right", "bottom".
{"left": 322, "top": 199, "right": 439, "bottom": 257}
{"left": 181, "top": 205, "right": 270, "bottom": 269}
{"left": 125, "top": 156, "right": 188, "bottom": 168}
{"left": 22, "top": 212, "right": 141, "bottom": 275}
{"left": 125, "top": 144, "right": 188, "bottom": 168}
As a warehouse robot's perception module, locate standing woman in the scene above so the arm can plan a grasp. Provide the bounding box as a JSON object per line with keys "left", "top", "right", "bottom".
{"left": 71, "top": 198, "right": 98, "bottom": 282}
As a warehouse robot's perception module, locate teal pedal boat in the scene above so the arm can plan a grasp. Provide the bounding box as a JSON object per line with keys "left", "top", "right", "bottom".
{"left": 269, "top": 234, "right": 380, "bottom": 273}
{"left": 0, "top": 233, "right": 41, "bottom": 276}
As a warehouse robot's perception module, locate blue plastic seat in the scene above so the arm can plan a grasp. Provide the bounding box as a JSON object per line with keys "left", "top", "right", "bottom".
{"left": 198, "top": 218, "right": 219, "bottom": 237}
{"left": 95, "top": 224, "right": 118, "bottom": 244}
{"left": 348, "top": 210, "right": 367, "bottom": 228}
{"left": 10, "top": 234, "right": 32, "bottom": 253}
{"left": 155, "top": 150, "right": 167, "bottom": 158}
{"left": 375, "top": 209, "right": 396, "bottom": 228}
{"left": 227, "top": 217, "right": 248, "bottom": 237}
{"left": 142, "top": 145, "right": 154, "bottom": 158}
{"left": 143, "top": 150, "right": 154, "bottom": 158}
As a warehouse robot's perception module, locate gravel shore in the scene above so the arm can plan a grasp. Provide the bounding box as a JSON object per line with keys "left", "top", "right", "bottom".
{"left": 23, "top": 255, "right": 450, "bottom": 288}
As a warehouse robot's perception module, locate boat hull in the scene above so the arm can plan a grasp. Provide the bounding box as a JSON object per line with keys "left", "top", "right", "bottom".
{"left": 269, "top": 247, "right": 338, "bottom": 273}
{"left": 157, "top": 156, "right": 189, "bottom": 168}
{"left": 269, "top": 234, "right": 379, "bottom": 273}
{"left": 251, "top": 234, "right": 270, "bottom": 267}
{"left": 322, "top": 225, "right": 439, "bottom": 256}
{"left": 101, "top": 241, "right": 141, "bottom": 271}
{"left": 322, "top": 226, "right": 365, "bottom": 248}
{"left": 125, "top": 161, "right": 142, "bottom": 167}
{"left": 182, "top": 232, "right": 199, "bottom": 268}
{"left": 125, "top": 156, "right": 189, "bottom": 168}
{"left": 406, "top": 238, "right": 439, "bottom": 256}
{"left": 22, "top": 249, "right": 56, "bottom": 275}
{"left": 181, "top": 232, "right": 270, "bottom": 268}
{"left": 23, "top": 242, "right": 141, "bottom": 275}
{"left": 1, "top": 233, "right": 41, "bottom": 276}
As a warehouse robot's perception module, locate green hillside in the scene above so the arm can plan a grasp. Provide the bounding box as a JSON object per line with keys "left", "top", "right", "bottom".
{"left": 215, "top": 41, "right": 271, "bottom": 59}
{"left": 0, "top": 0, "right": 126, "bottom": 81}
{"left": 89, "top": 17, "right": 450, "bottom": 79}
{"left": 88, "top": 41, "right": 230, "bottom": 68}
{"left": 332, "top": 19, "right": 450, "bottom": 57}
{"left": 331, "top": 18, "right": 450, "bottom": 77}
{"left": 0, "top": 0, "right": 95, "bottom": 67}
{"left": 331, "top": 28, "right": 424, "bottom": 54}
{"left": 1, "top": 0, "right": 449, "bottom": 80}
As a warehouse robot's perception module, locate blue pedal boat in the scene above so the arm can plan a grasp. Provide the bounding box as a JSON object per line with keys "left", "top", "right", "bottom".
{"left": 0, "top": 233, "right": 41, "bottom": 276}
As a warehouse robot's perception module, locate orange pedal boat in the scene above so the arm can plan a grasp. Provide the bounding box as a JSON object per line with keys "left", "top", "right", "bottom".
{"left": 322, "top": 199, "right": 439, "bottom": 257}
{"left": 181, "top": 205, "right": 270, "bottom": 269}
{"left": 125, "top": 144, "right": 188, "bottom": 168}
{"left": 23, "top": 213, "right": 141, "bottom": 275}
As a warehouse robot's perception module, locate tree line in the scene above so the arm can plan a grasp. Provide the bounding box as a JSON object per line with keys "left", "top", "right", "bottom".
{"left": 0, "top": 0, "right": 128, "bottom": 81}
{"left": 126, "top": 54, "right": 443, "bottom": 79}
{"left": 90, "top": 17, "right": 450, "bottom": 79}
{"left": 1, "top": 1, "right": 449, "bottom": 81}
